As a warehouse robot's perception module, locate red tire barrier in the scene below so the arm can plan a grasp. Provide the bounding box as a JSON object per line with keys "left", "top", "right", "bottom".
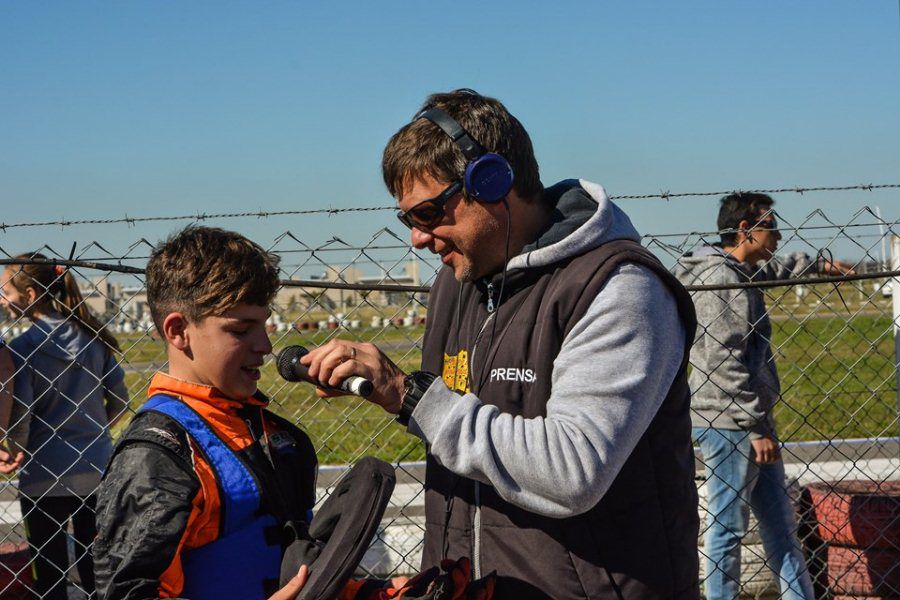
{"left": 827, "top": 545, "right": 900, "bottom": 597}
{"left": 0, "top": 541, "right": 34, "bottom": 600}
{"left": 807, "top": 480, "right": 900, "bottom": 550}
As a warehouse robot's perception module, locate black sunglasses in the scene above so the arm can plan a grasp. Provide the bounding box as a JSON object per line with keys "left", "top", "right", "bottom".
{"left": 753, "top": 218, "right": 778, "bottom": 231}
{"left": 396, "top": 180, "right": 463, "bottom": 230}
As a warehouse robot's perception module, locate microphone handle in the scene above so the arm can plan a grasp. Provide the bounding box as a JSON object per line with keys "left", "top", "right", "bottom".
{"left": 278, "top": 346, "right": 374, "bottom": 398}
{"left": 340, "top": 376, "right": 374, "bottom": 398}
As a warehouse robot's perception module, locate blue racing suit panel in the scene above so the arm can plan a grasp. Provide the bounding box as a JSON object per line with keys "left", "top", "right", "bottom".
{"left": 140, "top": 394, "right": 282, "bottom": 600}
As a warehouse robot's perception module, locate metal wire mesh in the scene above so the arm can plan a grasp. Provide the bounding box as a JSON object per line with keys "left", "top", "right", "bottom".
{"left": 0, "top": 202, "right": 897, "bottom": 598}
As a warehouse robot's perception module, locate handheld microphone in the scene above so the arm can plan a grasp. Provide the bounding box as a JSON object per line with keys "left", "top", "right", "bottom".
{"left": 276, "top": 345, "right": 374, "bottom": 398}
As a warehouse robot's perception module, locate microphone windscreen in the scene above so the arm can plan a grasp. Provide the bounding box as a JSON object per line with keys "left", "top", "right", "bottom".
{"left": 276, "top": 345, "right": 308, "bottom": 382}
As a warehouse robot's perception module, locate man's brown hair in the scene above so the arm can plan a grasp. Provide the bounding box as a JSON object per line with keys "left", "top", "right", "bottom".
{"left": 382, "top": 90, "right": 542, "bottom": 202}
{"left": 145, "top": 226, "right": 280, "bottom": 333}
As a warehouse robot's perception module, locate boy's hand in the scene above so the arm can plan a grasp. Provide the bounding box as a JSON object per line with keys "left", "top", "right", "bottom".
{"left": 270, "top": 564, "right": 308, "bottom": 600}
{"left": 300, "top": 341, "right": 406, "bottom": 415}
{"left": 0, "top": 444, "right": 23, "bottom": 474}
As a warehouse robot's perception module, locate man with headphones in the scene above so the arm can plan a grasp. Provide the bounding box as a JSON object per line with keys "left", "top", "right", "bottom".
{"left": 303, "top": 90, "right": 701, "bottom": 599}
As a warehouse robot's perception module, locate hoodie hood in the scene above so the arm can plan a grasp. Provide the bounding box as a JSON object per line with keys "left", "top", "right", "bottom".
{"left": 508, "top": 179, "right": 641, "bottom": 271}
{"left": 675, "top": 243, "right": 750, "bottom": 285}
{"left": 16, "top": 313, "right": 96, "bottom": 362}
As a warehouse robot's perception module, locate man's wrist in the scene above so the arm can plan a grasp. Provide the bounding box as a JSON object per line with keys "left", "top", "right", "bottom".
{"left": 396, "top": 371, "right": 438, "bottom": 427}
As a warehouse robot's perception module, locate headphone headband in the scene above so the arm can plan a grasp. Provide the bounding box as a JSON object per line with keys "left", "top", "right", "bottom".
{"left": 417, "top": 108, "right": 484, "bottom": 161}
{"left": 416, "top": 102, "right": 514, "bottom": 204}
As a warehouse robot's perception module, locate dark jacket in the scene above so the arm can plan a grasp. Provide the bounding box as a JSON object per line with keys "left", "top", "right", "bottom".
{"left": 412, "top": 180, "right": 700, "bottom": 599}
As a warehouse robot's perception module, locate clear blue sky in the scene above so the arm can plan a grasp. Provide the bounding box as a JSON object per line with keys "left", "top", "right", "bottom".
{"left": 2, "top": 1, "right": 898, "bottom": 269}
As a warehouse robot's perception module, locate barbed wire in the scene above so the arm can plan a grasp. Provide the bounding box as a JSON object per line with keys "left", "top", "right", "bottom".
{"left": 1, "top": 183, "right": 897, "bottom": 231}
{"left": 610, "top": 182, "right": 900, "bottom": 201}
{"left": 2, "top": 256, "right": 898, "bottom": 293}
{"left": 646, "top": 219, "right": 899, "bottom": 240}
{"left": 0, "top": 206, "right": 390, "bottom": 231}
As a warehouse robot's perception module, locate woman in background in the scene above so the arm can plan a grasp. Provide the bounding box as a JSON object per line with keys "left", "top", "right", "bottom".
{"left": 0, "top": 254, "right": 128, "bottom": 600}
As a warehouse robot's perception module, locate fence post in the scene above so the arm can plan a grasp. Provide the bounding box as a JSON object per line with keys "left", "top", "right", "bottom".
{"left": 894, "top": 235, "right": 900, "bottom": 425}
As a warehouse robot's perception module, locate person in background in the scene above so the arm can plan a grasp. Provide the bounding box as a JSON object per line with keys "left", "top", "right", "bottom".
{"left": 676, "top": 193, "right": 854, "bottom": 600}
{"left": 1, "top": 254, "right": 129, "bottom": 600}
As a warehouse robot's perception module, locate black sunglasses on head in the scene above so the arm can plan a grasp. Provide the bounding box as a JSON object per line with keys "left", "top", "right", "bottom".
{"left": 396, "top": 180, "right": 463, "bottom": 230}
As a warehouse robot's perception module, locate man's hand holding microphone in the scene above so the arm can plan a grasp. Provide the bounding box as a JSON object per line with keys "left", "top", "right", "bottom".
{"left": 280, "top": 342, "right": 496, "bottom": 600}
{"left": 277, "top": 341, "right": 407, "bottom": 415}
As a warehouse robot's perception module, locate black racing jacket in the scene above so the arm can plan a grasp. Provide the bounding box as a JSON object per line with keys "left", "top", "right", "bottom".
{"left": 94, "top": 386, "right": 317, "bottom": 600}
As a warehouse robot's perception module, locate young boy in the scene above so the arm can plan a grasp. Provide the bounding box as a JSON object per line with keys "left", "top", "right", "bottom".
{"left": 94, "top": 227, "right": 368, "bottom": 600}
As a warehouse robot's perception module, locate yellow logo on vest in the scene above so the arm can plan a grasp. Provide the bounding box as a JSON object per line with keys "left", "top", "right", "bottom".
{"left": 442, "top": 350, "right": 470, "bottom": 394}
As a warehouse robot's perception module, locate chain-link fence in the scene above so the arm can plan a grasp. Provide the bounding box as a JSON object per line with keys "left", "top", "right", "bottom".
{"left": 0, "top": 195, "right": 898, "bottom": 599}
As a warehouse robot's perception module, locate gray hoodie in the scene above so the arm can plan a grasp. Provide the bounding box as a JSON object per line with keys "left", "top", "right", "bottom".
{"left": 675, "top": 245, "right": 814, "bottom": 438}
{"left": 9, "top": 313, "right": 127, "bottom": 497}
{"left": 408, "top": 179, "right": 687, "bottom": 518}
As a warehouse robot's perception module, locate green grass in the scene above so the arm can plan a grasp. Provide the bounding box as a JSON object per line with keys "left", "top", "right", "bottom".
{"left": 772, "top": 313, "right": 898, "bottom": 442}
{"left": 112, "top": 309, "right": 898, "bottom": 465}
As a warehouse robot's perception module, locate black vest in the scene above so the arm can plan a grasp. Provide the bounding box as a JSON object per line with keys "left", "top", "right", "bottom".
{"left": 420, "top": 240, "right": 700, "bottom": 600}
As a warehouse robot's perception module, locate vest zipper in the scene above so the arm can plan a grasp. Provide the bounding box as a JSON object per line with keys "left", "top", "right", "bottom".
{"left": 468, "top": 313, "right": 495, "bottom": 391}
{"left": 467, "top": 299, "right": 495, "bottom": 582}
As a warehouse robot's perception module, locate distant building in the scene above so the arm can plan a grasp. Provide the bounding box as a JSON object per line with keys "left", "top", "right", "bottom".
{"left": 273, "top": 259, "right": 424, "bottom": 314}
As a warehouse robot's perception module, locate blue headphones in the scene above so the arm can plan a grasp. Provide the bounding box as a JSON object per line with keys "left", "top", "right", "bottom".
{"left": 417, "top": 102, "right": 514, "bottom": 204}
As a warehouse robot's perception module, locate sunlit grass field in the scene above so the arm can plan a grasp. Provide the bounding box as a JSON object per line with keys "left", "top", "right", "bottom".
{"left": 773, "top": 313, "right": 898, "bottom": 443}
{"left": 111, "top": 303, "right": 899, "bottom": 465}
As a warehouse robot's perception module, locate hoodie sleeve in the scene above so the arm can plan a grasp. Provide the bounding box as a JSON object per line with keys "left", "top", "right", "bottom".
{"left": 407, "top": 263, "right": 685, "bottom": 518}
{"left": 756, "top": 252, "right": 814, "bottom": 281}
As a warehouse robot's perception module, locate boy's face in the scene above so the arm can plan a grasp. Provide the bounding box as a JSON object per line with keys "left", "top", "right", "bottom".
{"left": 170, "top": 303, "right": 273, "bottom": 400}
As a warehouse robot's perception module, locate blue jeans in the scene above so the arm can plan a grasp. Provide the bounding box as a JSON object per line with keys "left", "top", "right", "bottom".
{"left": 693, "top": 427, "right": 815, "bottom": 600}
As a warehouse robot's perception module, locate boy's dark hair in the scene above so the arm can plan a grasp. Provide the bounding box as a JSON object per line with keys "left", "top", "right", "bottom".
{"left": 382, "top": 89, "right": 543, "bottom": 202}
{"left": 146, "top": 226, "right": 280, "bottom": 333}
{"left": 718, "top": 192, "right": 776, "bottom": 247}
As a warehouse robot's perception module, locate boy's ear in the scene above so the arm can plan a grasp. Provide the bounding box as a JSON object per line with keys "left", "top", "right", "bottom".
{"left": 162, "top": 312, "right": 191, "bottom": 351}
